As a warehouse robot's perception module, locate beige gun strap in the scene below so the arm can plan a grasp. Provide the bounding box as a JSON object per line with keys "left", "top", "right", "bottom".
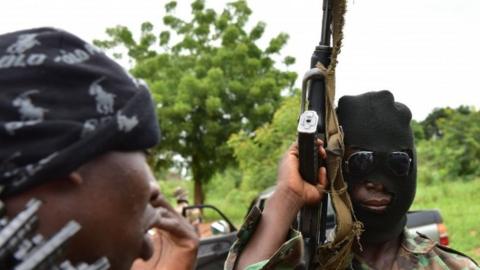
{"left": 315, "top": 0, "right": 364, "bottom": 269}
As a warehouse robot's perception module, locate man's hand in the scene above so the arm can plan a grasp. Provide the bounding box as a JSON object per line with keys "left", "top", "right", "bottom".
{"left": 235, "top": 140, "right": 327, "bottom": 269}
{"left": 276, "top": 140, "right": 328, "bottom": 209}
{"left": 131, "top": 197, "right": 199, "bottom": 270}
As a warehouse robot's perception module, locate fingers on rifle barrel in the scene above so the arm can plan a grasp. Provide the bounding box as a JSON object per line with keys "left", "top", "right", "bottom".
{"left": 315, "top": 139, "right": 327, "bottom": 159}
{"left": 318, "top": 166, "right": 327, "bottom": 186}
{"left": 288, "top": 142, "right": 299, "bottom": 158}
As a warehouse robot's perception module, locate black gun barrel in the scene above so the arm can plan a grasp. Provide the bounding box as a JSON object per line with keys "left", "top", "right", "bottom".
{"left": 297, "top": 0, "right": 333, "bottom": 268}
{"left": 320, "top": 0, "right": 333, "bottom": 46}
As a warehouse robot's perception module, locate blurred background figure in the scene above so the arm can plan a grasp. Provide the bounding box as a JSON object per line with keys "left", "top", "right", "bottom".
{"left": 174, "top": 187, "right": 202, "bottom": 235}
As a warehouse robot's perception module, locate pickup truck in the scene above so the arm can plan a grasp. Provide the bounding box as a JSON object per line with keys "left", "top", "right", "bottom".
{"left": 187, "top": 187, "right": 449, "bottom": 270}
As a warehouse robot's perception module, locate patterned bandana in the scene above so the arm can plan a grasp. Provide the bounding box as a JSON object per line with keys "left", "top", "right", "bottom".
{"left": 0, "top": 28, "right": 160, "bottom": 197}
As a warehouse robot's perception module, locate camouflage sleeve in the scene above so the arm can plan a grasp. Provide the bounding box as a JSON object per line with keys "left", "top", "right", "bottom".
{"left": 434, "top": 244, "right": 480, "bottom": 270}
{"left": 224, "top": 206, "right": 303, "bottom": 270}
{"left": 399, "top": 231, "right": 479, "bottom": 270}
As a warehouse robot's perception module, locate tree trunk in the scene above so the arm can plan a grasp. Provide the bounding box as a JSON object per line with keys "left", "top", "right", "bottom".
{"left": 192, "top": 155, "right": 205, "bottom": 205}
{"left": 194, "top": 178, "right": 204, "bottom": 205}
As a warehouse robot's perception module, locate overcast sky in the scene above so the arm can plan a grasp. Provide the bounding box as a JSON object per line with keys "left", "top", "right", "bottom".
{"left": 1, "top": 0, "right": 478, "bottom": 120}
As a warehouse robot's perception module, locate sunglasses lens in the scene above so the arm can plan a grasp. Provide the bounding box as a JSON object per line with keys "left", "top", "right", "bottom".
{"left": 347, "top": 151, "right": 375, "bottom": 176}
{"left": 387, "top": 152, "right": 412, "bottom": 176}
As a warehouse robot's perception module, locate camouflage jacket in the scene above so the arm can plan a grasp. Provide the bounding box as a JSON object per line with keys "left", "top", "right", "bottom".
{"left": 225, "top": 206, "right": 479, "bottom": 270}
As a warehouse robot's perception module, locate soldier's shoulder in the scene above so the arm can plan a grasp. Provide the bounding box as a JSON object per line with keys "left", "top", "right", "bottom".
{"left": 416, "top": 232, "right": 479, "bottom": 269}
{"left": 433, "top": 243, "right": 479, "bottom": 269}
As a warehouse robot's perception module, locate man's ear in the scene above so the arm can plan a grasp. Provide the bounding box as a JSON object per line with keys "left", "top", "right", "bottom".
{"left": 68, "top": 172, "right": 84, "bottom": 186}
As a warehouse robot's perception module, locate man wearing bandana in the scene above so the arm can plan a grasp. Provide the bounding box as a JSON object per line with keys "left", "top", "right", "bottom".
{"left": 0, "top": 28, "right": 198, "bottom": 269}
{"left": 227, "top": 91, "right": 479, "bottom": 269}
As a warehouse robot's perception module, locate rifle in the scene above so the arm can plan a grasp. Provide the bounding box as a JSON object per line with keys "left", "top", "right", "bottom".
{"left": 297, "top": 0, "right": 333, "bottom": 268}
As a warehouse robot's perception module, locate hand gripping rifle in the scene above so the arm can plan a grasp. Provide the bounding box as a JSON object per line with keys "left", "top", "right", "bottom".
{"left": 297, "top": 0, "right": 332, "bottom": 269}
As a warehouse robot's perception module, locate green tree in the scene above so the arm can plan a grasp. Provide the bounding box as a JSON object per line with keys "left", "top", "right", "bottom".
{"left": 436, "top": 110, "right": 480, "bottom": 177}
{"left": 411, "top": 120, "right": 425, "bottom": 141}
{"left": 94, "top": 0, "right": 297, "bottom": 203}
{"left": 417, "top": 107, "right": 480, "bottom": 183}
{"left": 229, "top": 95, "right": 299, "bottom": 193}
{"left": 421, "top": 106, "right": 473, "bottom": 140}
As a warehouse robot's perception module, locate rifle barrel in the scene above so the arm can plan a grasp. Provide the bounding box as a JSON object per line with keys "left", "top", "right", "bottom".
{"left": 320, "top": 0, "right": 332, "bottom": 46}
{"left": 297, "top": 0, "right": 334, "bottom": 268}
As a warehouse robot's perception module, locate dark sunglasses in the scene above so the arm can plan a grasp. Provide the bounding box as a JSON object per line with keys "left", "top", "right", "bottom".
{"left": 344, "top": 151, "right": 412, "bottom": 177}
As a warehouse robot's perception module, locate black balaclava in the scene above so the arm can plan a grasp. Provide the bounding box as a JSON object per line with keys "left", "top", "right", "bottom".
{"left": 337, "top": 90, "right": 416, "bottom": 243}
{"left": 0, "top": 28, "right": 160, "bottom": 197}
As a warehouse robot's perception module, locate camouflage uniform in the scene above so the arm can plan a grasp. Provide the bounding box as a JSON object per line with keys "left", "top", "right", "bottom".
{"left": 225, "top": 207, "right": 479, "bottom": 270}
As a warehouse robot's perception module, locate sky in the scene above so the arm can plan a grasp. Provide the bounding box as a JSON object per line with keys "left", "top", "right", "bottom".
{"left": 1, "top": 0, "right": 479, "bottom": 120}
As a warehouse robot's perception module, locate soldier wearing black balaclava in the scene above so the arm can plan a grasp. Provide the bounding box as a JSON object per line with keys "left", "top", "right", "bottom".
{"left": 337, "top": 90, "right": 416, "bottom": 244}
{"left": 224, "top": 90, "right": 478, "bottom": 269}
{"left": 334, "top": 91, "right": 479, "bottom": 269}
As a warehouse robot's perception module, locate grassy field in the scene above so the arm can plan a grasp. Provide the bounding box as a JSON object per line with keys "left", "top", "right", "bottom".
{"left": 412, "top": 178, "right": 480, "bottom": 262}
{"left": 159, "top": 177, "right": 480, "bottom": 262}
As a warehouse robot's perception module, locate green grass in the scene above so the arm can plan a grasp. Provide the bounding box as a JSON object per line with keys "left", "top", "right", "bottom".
{"left": 412, "top": 178, "right": 480, "bottom": 262}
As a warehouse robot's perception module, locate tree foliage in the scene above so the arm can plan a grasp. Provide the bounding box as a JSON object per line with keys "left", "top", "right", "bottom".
{"left": 94, "top": 0, "right": 297, "bottom": 203}
{"left": 411, "top": 120, "right": 425, "bottom": 141}
{"left": 420, "top": 106, "right": 473, "bottom": 140}
{"left": 417, "top": 108, "right": 480, "bottom": 183}
{"left": 229, "top": 95, "right": 299, "bottom": 193}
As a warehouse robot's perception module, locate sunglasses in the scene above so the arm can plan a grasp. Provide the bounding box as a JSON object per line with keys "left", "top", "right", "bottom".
{"left": 344, "top": 151, "right": 412, "bottom": 177}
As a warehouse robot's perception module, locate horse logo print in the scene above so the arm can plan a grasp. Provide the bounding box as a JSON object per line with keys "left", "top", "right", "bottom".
{"left": 6, "top": 34, "right": 41, "bottom": 54}
{"left": 12, "top": 90, "right": 47, "bottom": 121}
{"left": 117, "top": 111, "right": 138, "bottom": 132}
{"left": 89, "top": 77, "right": 116, "bottom": 115}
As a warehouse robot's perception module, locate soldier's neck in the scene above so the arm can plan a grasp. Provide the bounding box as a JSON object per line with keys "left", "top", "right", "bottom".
{"left": 353, "top": 233, "right": 401, "bottom": 270}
